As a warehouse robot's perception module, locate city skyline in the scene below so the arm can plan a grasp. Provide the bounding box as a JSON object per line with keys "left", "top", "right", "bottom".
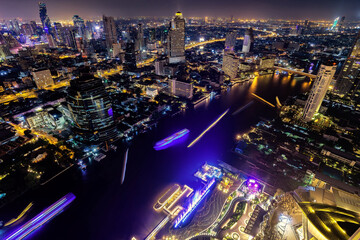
{"left": 0, "top": 0, "right": 359, "bottom": 20}
{"left": 1, "top": 0, "right": 360, "bottom": 239}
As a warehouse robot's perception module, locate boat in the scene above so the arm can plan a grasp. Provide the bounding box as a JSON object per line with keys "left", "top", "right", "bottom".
{"left": 94, "top": 153, "right": 106, "bottom": 162}
{"left": 154, "top": 129, "right": 190, "bottom": 150}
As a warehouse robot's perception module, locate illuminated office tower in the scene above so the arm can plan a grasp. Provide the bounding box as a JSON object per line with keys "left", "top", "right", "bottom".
{"left": 53, "top": 22, "right": 62, "bottom": 42}
{"left": 155, "top": 58, "right": 166, "bottom": 75}
{"left": 39, "top": 2, "right": 53, "bottom": 36}
{"left": 168, "top": 12, "right": 185, "bottom": 64}
{"left": 168, "top": 79, "right": 193, "bottom": 99}
{"left": 222, "top": 52, "right": 239, "bottom": 79}
{"left": 103, "top": 15, "right": 118, "bottom": 54}
{"left": 21, "top": 24, "right": 34, "bottom": 36}
{"left": 67, "top": 69, "right": 117, "bottom": 143}
{"left": 338, "top": 16, "right": 345, "bottom": 31}
{"left": 135, "top": 23, "right": 145, "bottom": 51}
{"left": 75, "top": 37, "right": 86, "bottom": 56}
{"left": 73, "top": 15, "right": 86, "bottom": 39}
{"left": 335, "top": 31, "right": 360, "bottom": 100}
{"left": 46, "top": 34, "right": 57, "bottom": 48}
{"left": 330, "top": 17, "right": 340, "bottom": 31}
{"left": 224, "top": 31, "right": 237, "bottom": 52}
{"left": 242, "top": 28, "right": 254, "bottom": 53}
{"left": 60, "top": 27, "right": 77, "bottom": 49}
{"left": 302, "top": 64, "right": 336, "bottom": 122}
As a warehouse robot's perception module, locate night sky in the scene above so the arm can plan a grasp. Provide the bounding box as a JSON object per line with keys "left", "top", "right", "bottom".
{"left": 0, "top": 0, "right": 359, "bottom": 20}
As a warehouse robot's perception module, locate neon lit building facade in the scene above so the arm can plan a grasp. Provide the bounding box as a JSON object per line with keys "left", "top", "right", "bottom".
{"left": 174, "top": 178, "right": 216, "bottom": 228}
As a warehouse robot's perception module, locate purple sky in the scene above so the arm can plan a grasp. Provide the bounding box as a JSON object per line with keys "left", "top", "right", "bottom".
{"left": 0, "top": 0, "right": 359, "bottom": 20}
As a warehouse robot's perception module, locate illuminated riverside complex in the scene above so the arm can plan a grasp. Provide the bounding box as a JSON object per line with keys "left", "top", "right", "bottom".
{"left": 4, "top": 193, "right": 76, "bottom": 240}
{"left": 174, "top": 178, "right": 216, "bottom": 228}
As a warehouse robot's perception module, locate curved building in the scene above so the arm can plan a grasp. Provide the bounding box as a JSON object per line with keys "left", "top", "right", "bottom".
{"left": 67, "top": 71, "right": 117, "bottom": 143}
{"left": 299, "top": 202, "right": 360, "bottom": 240}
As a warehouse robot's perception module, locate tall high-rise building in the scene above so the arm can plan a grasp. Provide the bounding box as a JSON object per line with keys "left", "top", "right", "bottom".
{"left": 168, "top": 12, "right": 185, "bottom": 64}
{"left": 73, "top": 15, "right": 86, "bottom": 39}
{"left": 46, "top": 34, "right": 57, "bottom": 48}
{"left": 39, "top": 2, "right": 53, "bottom": 36}
{"left": 53, "top": 22, "right": 62, "bottom": 42}
{"left": 21, "top": 24, "right": 34, "bottom": 36}
{"left": 222, "top": 52, "right": 239, "bottom": 79}
{"left": 225, "top": 31, "right": 237, "bottom": 52}
{"left": 135, "top": 23, "right": 145, "bottom": 51}
{"left": 67, "top": 69, "right": 117, "bottom": 143}
{"left": 335, "top": 31, "right": 360, "bottom": 99}
{"left": 330, "top": 17, "right": 340, "bottom": 31}
{"left": 60, "top": 27, "right": 77, "bottom": 49}
{"left": 75, "top": 36, "right": 86, "bottom": 56}
{"left": 124, "top": 42, "right": 137, "bottom": 72}
{"left": 242, "top": 28, "right": 254, "bottom": 53}
{"left": 302, "top": 64, "right": 336, "bottom": 122}
{"left": 103, "top": 15, "right": 118, "bottom": 54}
{"left": 338, "top": 16, "right": 346, "bottom": 31}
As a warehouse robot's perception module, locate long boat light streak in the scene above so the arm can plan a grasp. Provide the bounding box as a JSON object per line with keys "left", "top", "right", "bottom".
{"left": 251, "top": 93, "right": 275, "bottom": 108}
{"left": 154, "top": 129, "right": 189, "bottom": 150}
{"left": 187, "top": 109, "right": 229, "bottom": 148}
{"left": 5, "top": 193, "right": 76, "bottom": 240}
{"left": 174, "top": 178, "right": 216, "bottom": 228}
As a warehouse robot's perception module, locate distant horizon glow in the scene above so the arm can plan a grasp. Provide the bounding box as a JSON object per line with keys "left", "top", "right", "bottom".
{"left": 0, "top": 0, "right": 359, "bottom": 21}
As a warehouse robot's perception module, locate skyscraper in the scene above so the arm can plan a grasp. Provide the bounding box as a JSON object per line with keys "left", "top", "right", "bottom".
{"left": 60, "top": 27, "right": 77, "bottom": 49}
{"left": 73, "top": 15, "right": 86, "bottom": 39}
{"left": 135, "top": 23, "right": 145, "bottom": 51}
{"left": 222, "top": 52, "right": 239, "bottom": 79}
{"left": 67, "top": 69, "right": 117, "bottom": 143}
{"left": 168, "top": 12, "right": 185, "bottom": 64}
{"left": 124, "top": 42, "right": 137, "bottom": 72}
{"left": 335, "top": 31, "right": 360, "bottom": 100}
{"left": 39, "top": 2, "right": 53, "bottom": 36}
{"left": 302, "top": 64, "right": 336, "bottom": 122}
{"left": 242, "top": 28, "right": 254, "bottom": 53}
{"left": 224, "top": 31, "right": 237, "bottom": 52}
{"left": 330, "top": 17, "right": 340, "bottom": 31}
{"left": 103, "top": 15, "right": 118, "bottom": 55}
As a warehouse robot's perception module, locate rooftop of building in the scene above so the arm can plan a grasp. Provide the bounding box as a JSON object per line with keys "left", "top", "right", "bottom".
{"left": 299, "top": 202, "right": 360, "bottom": 240}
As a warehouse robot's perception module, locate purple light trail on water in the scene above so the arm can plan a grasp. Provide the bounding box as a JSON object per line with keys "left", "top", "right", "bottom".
{"left": 154, "top": 128, "right": 189, "bottom": 151}
{"left": 4, "top": 193, "right": 76, "bottom": 240}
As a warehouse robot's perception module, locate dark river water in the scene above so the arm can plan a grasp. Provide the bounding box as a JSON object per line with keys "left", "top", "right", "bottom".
{"left": 0, "top": 73, "right": 311, "bottom": 240}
